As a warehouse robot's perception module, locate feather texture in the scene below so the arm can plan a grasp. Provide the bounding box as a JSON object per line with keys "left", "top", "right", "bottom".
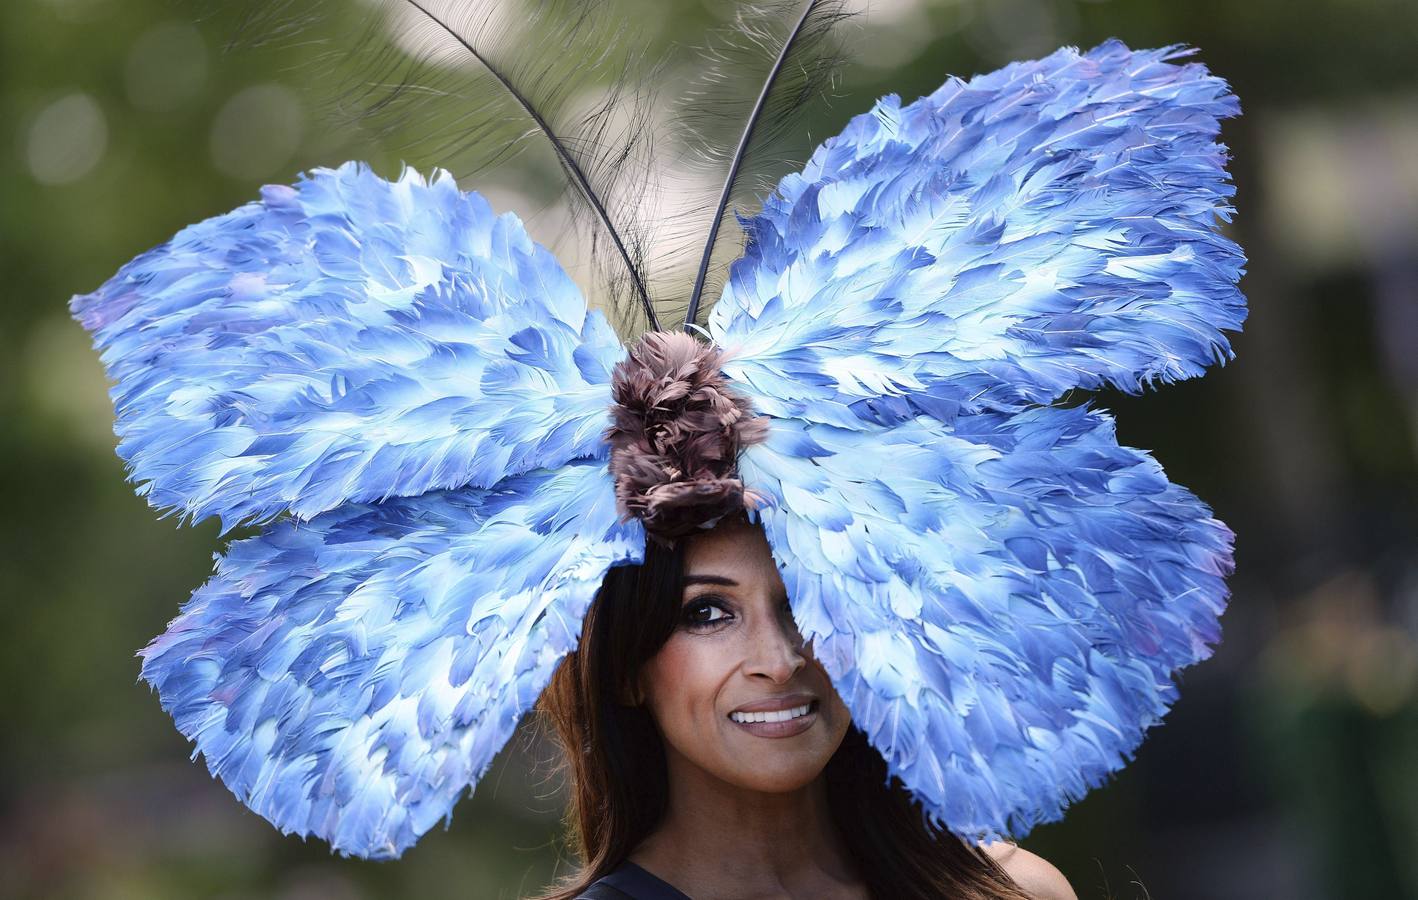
{"left": 709, "top": 40, "right": 1245, "bottom": 427}
{"left": 139, "top": 457, "right": 642, "bottom": 859}
{"left": 741, "top": 405, "right": 1233, "bottom": 838}
{"left": 71, "top": 162, "right": 623, "bottom": 531}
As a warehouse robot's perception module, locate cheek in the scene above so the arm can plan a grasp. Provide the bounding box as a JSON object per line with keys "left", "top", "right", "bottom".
{"left": 642, "top": 640, "right": 855, "bottom": 793}
{"left": 641, "top": 636, "right": 730, "bottom": 729}
{"left": 824, "top": 688, "right": 852, "bottom": 745}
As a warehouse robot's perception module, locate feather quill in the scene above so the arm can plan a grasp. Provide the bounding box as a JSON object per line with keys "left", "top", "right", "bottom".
{"left": 675, "top": 0, "right": 855, "bottom": 329}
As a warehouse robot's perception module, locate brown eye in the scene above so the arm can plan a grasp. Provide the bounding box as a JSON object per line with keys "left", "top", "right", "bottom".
{"left": 682, "top": 597, "right": 731, "bottom": 629}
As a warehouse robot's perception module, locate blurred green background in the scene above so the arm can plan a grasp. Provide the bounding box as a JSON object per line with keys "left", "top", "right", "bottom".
{"left": 4, "top": 0, "right": 1418, "bottom": 897}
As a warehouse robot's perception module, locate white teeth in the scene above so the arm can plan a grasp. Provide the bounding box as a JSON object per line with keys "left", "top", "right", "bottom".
{"left": 730, "top": 703, "right": 812, "bottom": 724}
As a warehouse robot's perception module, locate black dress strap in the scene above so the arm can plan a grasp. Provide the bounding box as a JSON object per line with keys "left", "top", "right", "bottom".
{"left": 575, "top": 882, "right": 634, "bottom": 900}
{"left": 576, "top": 860, "right": 694, "bottom": 900}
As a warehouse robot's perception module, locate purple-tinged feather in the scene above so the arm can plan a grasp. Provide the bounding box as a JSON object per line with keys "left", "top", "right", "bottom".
{"left": 741, "top": 406, "right": 1233, "bottom": 838}
{"left": 71, "top": 162, "right": 623, "bottom": 532}
{"left": 710, "top": 40, "right": 1245, "bottom": 425}
{"left": 139, "top": 458, "right": 641, "bottom": 859}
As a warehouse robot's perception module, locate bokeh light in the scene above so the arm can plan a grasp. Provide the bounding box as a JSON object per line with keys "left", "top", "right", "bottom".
{"left": 125, "top": 22, "right": 208, "bottom": 112}
{"left": 208, "top": 84, "right": 304, "bottom": 180}
{"left": 25, "top": 92, "right": 107, "bottom": 185}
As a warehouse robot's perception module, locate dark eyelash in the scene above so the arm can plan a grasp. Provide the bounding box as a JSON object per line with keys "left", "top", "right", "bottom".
{"left": 682, "top": 595, "right": 732, "bottom": 630}
{"left": 680, "top": 596, "right": 792, "bottom": 630}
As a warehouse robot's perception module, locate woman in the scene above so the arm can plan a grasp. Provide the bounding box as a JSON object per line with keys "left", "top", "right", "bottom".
{"left": 72, "top": 13, "right": 1240, "bottom": 891}
{"left": 537, "top": 513, "right": 1076, "bottom": 900}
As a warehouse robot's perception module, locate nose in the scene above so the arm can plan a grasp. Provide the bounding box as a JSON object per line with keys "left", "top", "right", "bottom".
{"left": 745, "top": 602, "right": 807, "bottom": 683}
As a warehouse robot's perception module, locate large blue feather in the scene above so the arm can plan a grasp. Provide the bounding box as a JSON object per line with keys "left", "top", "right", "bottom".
{"left": 741, "top": 406, "right": 1232, "bottom": 838}
{"left": 138, "top": 458, "right": 642, "bottom": 859}
{"left": 709, "top": 40, "right": 1245, "bottom": 427}
{"left": 71, "top": 161, "right": 622, "bottom": 531}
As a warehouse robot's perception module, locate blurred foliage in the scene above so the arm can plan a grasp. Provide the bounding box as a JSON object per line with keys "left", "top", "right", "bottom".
{"left": 4, "top": 0, "right": 1418, "bottom": 898}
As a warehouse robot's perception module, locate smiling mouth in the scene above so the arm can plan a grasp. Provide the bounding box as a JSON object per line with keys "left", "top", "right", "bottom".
{"left": 727, "top": 699, "right": 819, "bottom": 737}
{"left": 729, "top": 700, "right": 816, "bottom": 724}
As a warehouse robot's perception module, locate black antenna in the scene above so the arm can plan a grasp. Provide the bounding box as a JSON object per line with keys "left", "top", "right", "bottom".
{"left": 404, "top": 0, "right": 660, "bottom": 332}
{"left": 682, "top": 0, "right": 821, "bottom": 333}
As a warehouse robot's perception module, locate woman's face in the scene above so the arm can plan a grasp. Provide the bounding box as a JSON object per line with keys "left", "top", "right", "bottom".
{"left": 636, "top": 517, "right": 853, "bottom": 794}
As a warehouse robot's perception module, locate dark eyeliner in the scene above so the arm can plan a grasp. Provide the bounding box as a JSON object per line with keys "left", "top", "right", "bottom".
{"left": 681, "top": 595, "right": 732, "bottom": 629}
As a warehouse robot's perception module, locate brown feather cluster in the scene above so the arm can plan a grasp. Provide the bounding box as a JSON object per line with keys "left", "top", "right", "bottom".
{"left": 605, "top": 330, "right": 770, "bottom": 546}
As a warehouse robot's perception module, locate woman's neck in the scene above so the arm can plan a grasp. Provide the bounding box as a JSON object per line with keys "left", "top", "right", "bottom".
{"left": 629, "top": 746, "right": 865, "bottom": 899}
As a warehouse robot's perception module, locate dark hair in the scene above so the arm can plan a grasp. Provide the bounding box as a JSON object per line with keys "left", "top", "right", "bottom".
{"left": 533, "top": 520, "right": 1031, "bottom": 900}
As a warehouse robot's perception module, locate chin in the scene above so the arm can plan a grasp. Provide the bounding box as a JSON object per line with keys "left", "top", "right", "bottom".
{"left": 716, "top": 750, "right": 833, "bottom": 793}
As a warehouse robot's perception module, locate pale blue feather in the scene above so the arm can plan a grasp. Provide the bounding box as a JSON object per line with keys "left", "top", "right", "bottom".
{"left": 722, "top": 39, "right": 1245, "bottom": 836}
{"left": 138, "top": 458, "right": 642, "bottom": 859}
{"left": 741, "top": 406, "right": 1232, "bottom": 838}
{"left": 71, "top": 161, "right": 622, "bottom": 531}
{"left": 709, "top": 40, "right": 1245, "bottom": 427}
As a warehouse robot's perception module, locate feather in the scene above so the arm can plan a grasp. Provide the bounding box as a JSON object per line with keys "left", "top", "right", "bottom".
{"left": 676, "top": 0, "right": 855, "bottom": 330}
{"left": 709, "top": 40, "right": 1246, "bottom": 426}
{"left": 71, "top": 162, "right": 623, "bottom": 531}
{"left": 740, "top": 405, "right": 1233, "bottom": 838}
{"left": 138, "top": 457, "right": 642, "bottom": 859}
{"left": 205, "top": 0, "right": 663, "bottom": 333}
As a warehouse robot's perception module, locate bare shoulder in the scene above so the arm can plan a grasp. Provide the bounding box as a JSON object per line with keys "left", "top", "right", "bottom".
{"left": 981, "top": 841, "right": 1078, "bottom": 900}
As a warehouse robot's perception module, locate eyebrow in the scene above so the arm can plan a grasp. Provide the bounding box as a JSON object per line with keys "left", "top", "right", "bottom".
{"left": 683, "top": 574, "right": 739, "bottom": 587}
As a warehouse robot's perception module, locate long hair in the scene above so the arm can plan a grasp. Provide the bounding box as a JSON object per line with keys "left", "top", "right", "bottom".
{"left": 532, "top": 522, "right": 1032, "bottom": 900}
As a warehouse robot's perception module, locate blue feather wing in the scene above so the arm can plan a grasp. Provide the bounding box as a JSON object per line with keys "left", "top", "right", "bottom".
{"left": 72, "top": 161, "right": 622, "bottom": 530}
{"left": 139, "top": 458, "right": 641, "bottom": 859}
{"left": 740, "top": 407, "right": 1231, "bottom": 837}
{"left": 709, "top": 40, "right": 1244, "bottom": 427}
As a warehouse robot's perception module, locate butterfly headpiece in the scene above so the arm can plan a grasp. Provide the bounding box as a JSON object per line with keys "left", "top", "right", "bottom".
{"left": 72, "top": 8, "right": 1244, "bottom": 860}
